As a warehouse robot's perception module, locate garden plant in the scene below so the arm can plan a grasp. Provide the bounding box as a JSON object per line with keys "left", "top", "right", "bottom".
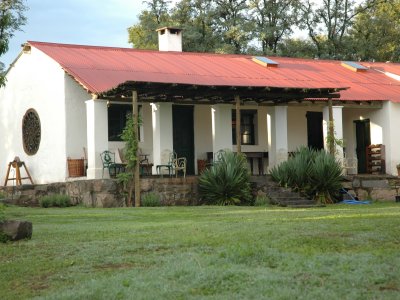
{"left": 270, "top": 147, "right": 343, "bottom": 203}
{"left": 198, "top": 151, "right": 252, "bottom": 205}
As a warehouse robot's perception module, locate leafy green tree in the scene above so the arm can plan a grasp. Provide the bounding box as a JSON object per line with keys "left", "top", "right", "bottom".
{"left": 170, "top": 0, "right": 217, "bottom": 52}
{"left": 212, "top": 0, "right": 252, "bottom": 54}
{"left": 299, "top": 0, "right": 383, "bottom": 59}
{"left": 278, "top": 37, "right": 316, "bottom": 58}
{"left": 349, "top": 0, "right": 400, "bottom": 62}
{"left": 249, "top": 0, "right": 300, "bottom": 55}
{"left": 128, "top": 0, "right": 171, "bottom": 50}
{"left": 0, "top": 0, "right": 27, "bottom": 86}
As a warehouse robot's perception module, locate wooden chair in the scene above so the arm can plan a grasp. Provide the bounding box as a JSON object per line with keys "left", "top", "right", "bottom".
{"left": 341, "top": 157, "right": 358, "bottom": 175}
{"left": 83, "top": 147, "right": 88, "bottom": 176}
{"left": 156, "top": 149, "right": 174, "bottom": 177}
{"left": 118, "top": 148, "right": 127, "bottom": 164}
{"left": 206, "top": 149, "right": 226, "bottom": 168}
{"left": 172, "top": 154, "right": 187, "bottom": 178}
{"left": 138, "top": 149, "right": 153, "bottom": 175}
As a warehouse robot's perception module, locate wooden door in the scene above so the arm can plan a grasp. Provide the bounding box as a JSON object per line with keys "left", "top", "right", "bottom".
{"left": 306, "top": 111, "right": 324, "bottom": 150}
{"left": 354, "top": 119, "right": 371, "bottom": 174}
{"left": 173, "top": 105, "right": 195, "bottom": 175}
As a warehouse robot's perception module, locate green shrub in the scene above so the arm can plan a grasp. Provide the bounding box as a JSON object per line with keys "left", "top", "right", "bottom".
{"left": 39, "top": 194, "right": 71, "bottom": 208}
{"left": 309, "top": 151, "right": 343, "bottom": 204}
{"left": 0, "top": 203, "right": 6, "bottom": 222}
{"left": 254, "top": 194, "right": 270, "bottom": 206}
{"left": 141, "top": 193, "right": 161, "bottom": 207}
{"left": 0, "top": 192, "right": 5, "bottom": 199}
{"left": 270, "top": 147, "right": 343, "bottom": 204}
{"left": 199, "top": 151, "right": 252, "bottom": 205}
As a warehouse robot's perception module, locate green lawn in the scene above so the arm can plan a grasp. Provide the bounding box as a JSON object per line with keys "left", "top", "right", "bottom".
{"left": 1, "top": 204, "right": 400, "bottom": 299}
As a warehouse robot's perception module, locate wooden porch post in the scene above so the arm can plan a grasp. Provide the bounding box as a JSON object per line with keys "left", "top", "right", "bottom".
{"left": 133, "top": 90, "right": 141, "bottom": 207}
{"left": 235, "top": 95, "right": 241, "bottom": 153}
{"left": 328, "top": 99, "right": 335, "bottom": 155}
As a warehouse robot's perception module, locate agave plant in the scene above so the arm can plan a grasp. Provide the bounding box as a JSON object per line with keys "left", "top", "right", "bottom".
{"left": 309, "top": 151, "right": 343, "bottom": 204}
{"left": 270, "top": 147, "right": 343, "bottom": 204}
{"left": 199, "top": 151, "right": 251, "bottom": 205}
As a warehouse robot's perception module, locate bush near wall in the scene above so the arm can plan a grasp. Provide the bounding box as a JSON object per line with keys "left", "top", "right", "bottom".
{"left": 39, "top": 195, "right": 72, "bottom": 208}
{"left": 141, "top": 192, "right": 161, "bottom": 207}
{"left": 199, "top": 151, "right": 252, "bottom": 205}
{"left": 270, "top": 147, "right": 343, "bottom": 204}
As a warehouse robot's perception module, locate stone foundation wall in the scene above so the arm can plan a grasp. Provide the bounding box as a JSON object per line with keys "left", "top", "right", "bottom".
{"left": 0, "top": 176, "right": 199, "bottom": 207}
{"left": 343, "top": 175, "right": 400, "bottom": 201}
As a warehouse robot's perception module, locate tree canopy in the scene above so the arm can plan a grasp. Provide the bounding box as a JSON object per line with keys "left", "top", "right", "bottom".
{"left": 0, "top": 0, "right": 27, "bottom": 86}
{"left": 128, "top": 0, "right": 397, "bottom": 62}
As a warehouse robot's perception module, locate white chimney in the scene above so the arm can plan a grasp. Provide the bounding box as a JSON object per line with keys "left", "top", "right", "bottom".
{"left": 156, "top": 27, "right": 182, "bottom": 52}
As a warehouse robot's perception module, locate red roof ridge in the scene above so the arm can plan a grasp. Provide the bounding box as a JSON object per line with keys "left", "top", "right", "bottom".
{"left": 27, "top": 41, "right": 255, "bottom": 59}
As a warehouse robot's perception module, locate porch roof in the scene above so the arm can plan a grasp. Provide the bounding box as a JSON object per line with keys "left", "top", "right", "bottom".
{"left": 26, "top": 41, "right": 400, "bottom": 103}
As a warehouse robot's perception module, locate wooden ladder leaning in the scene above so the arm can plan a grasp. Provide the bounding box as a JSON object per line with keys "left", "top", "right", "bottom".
{"left": 4, "top": 159, "right": 34, "bottom": 186}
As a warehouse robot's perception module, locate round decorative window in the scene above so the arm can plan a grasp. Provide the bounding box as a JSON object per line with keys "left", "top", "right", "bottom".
{"left": 22, "top": 109, "right": 41, "bottom": 155}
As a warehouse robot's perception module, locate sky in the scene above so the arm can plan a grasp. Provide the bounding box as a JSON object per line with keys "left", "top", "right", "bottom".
{"left": 2, "top": 0, "right": 147, "bottom": 68}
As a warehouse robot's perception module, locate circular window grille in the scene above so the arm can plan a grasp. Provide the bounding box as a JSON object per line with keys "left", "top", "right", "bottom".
{"left": 22, "top": 109, "right": 41, "bottom": 155}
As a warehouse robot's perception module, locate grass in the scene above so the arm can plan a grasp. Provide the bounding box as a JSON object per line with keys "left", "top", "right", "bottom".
{"left": 1, "top": 204, "right": 400, "bottom": 299}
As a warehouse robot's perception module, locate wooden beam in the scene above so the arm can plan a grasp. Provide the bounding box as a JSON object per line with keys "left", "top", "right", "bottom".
{"left": 132, "top": 90, "right": 141, "bottom": 207}
{"left": 100, "top": 82, "right": 342, "bottom": 103}
{"left": 328, "top": 99, "right": 335, "bottom": 155}
{"left": 235, "top": 95, "right": 241, "bottom": 154}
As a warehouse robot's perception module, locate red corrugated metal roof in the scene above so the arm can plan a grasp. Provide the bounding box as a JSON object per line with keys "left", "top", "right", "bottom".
{"left": 27, "top": 41, "right": 400, "bottom": 102}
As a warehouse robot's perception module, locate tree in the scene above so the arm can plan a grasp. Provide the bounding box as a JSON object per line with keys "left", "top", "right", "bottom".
{"left": 128, "top": 0, "right": 171, "bottom": 50}
{"left": 0, "top": 0, "right": 27, "bottom": 86}
{"left": 299, "top": 0, "right": 384, "bottom": 59}
{"left": 278, "top": 37, "right": 316, "bottom": 58}
{"left": 249, "top": 0, "right": 300, "bottom": 55}
{"left": 170, "top": 0, "right": 217, "bottom": 52}
{"left": 212, "top": 0, "right": 252, "bottom": 54}
{"left": 349, "top": 0, "right": 400, "bottom": 62}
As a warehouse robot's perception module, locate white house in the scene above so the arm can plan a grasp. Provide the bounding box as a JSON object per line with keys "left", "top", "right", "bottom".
{"left": 1, "top": 27, "right": 400, "bottom": 185}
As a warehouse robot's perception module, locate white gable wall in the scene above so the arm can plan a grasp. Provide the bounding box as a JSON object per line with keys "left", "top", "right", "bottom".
{"left": 64, "top": 75, "right": 89, "bottom": 160}
{"left": 0, "top": 47, "right": 67, "bottom": 184}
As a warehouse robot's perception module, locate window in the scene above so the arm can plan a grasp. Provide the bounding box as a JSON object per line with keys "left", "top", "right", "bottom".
{"left": 108, "top": 104, "right": 141, "bottom": 141}
{"left": 232, "top": 109, "right": 257, "bottom": 145}
{"left": 22, "top": 108, "right": 41, "bottom": 155}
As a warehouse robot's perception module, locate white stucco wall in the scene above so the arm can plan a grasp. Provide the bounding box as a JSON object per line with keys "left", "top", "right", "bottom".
{"left": 194, "top": 105, "right": 213, "bottom": 163}
{"left": 0, "top": 47, "right": 67, "bottom": 184}
{"left": 342, "top": 102, "right": 400, "bottom": 175}
{"left": 65, "top": 75, "right": 90, "bottom": 160}
{"left": 287, "top": 106, "right": 323, "bottom": 151}
{"left": 386, "top": 102, "right": 400, "bottom": 174}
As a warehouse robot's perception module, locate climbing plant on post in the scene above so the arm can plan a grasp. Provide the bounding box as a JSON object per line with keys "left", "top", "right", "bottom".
{"left": 327, "top": 99, "right": 335, "bottom": 155}
{"left": 118, "top": 91, "right": 141, "bottom": 207}
{"left": 132, "top": 91, "right": 141, "bottom": 207}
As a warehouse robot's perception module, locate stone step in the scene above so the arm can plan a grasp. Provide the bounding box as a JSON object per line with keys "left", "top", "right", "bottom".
{"left": 288, "top": 204, "right": 324, "bottom": 208}
{"left": 252, "top": 176, "right": 321, "bottom": 208}
{"left": 276, "top": 199, "right": 315, "bottom": 204}
{"left": 267, "top": 191, "right": 301, "bottom": 198}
